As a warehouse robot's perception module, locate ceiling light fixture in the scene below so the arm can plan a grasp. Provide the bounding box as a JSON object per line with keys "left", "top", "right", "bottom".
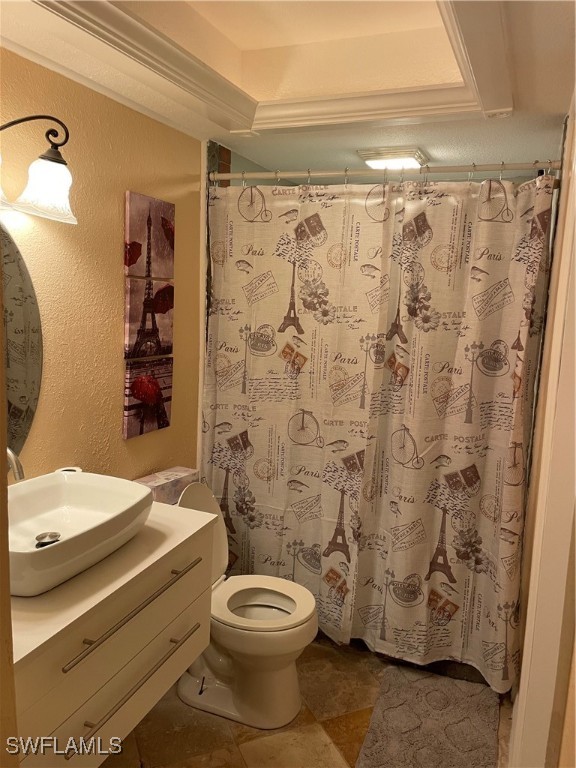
{"left": 0, "top": 114, "right": 77, "bottom": 225}
{"left": 358, "top": 146, "right": 429, "bottom": 171}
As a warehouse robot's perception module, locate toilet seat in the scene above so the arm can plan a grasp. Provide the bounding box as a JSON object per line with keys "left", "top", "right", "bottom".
{"left": 212, "top": 575, "right": 316, "bottom": 632}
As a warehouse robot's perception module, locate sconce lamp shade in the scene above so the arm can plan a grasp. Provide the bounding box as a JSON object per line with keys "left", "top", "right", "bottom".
{"left": 1, "top": 114, "right": 77, "bottom": 224}
{"left": 13, "top": 153, "right": 77, "bottom": 225}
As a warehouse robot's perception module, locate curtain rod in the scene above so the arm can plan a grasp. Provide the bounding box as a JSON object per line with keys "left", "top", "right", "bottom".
{"left": 209, "top": 161, "right": 562, "bottom": 182}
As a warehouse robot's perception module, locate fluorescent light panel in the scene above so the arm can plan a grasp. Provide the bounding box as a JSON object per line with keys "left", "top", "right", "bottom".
{"left": 358, "top": 146, "right": 429, "bottom": 170}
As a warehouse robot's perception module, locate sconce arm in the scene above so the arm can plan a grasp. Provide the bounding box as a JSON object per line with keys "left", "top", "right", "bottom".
{"left": 0, "top": 114, "right": 70, "bottom": 151}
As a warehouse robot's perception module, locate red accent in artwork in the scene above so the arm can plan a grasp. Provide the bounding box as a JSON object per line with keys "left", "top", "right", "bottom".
{"left": 161, "top": 216, "right": 175, "bottom": 250}
{"left": 131, "top": 375, "right": 163, "bottom": 405}
{"left": 153, "top": 284, "right": 174, "bottom": 314}
{"left": 125, "top": 241, "right": 142, "bottom": 267}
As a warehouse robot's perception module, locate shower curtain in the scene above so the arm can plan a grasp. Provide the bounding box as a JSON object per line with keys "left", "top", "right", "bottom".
{"left": 202, "top": 176, "right": 553, "bottom": 692}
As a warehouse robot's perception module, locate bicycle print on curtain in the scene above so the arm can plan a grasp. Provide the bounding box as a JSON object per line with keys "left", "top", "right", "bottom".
{"left": 202, "top": 175, "right": 552, "bottom": 692}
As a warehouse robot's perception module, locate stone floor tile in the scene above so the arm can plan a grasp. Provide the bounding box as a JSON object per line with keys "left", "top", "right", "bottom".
{"left": 101, "top": 730, "right": 141, "bottom": 768}
{"left": 334, "top": 639, "right": 391, "bottom": 680}
{"left": 156, "top": 744, "right": 247, "bottom": 768}
{"left": 229, "top": 704, "right": 316, "bottom": 746}
{"left": 298, "top": 642, "right": 382, "bottom": 720}
{"left": 320, "top": 708, "right": 374, "bottom": 767}
{"left": 298, "top": 632, "right": 336, "bottom": 660}
{"left": 301, "top": 635, "right": 387, "bottom": 678}
{"left": 135, "top": 686, "right": 234, "bottom": 768}
{"left": 239, "top": 723, "right": 349, "bottom": 768}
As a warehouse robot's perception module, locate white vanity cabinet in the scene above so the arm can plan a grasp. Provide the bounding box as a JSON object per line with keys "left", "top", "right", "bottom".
{"left": 11, "top": 502, "right": 215, "bottom": 767}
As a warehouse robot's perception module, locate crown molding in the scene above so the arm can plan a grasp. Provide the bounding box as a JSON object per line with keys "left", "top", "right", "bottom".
{"left": 438, "top": 0, "right": 513, "bottom": 117}
{"left": 252, "top": 84, "right": 481, "bottom": 132}
{"left": 33, "top": 0, "right": 257, "bottom": 132}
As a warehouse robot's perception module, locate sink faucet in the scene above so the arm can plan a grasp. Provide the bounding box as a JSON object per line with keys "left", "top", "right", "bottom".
{"left": 7, "top": 448, "right": 25, "bottom": 482}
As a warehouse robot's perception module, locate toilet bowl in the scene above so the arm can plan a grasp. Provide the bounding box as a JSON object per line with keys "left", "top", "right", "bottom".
{"left": 176, "top": 482, "right": 318, "bottom": 729}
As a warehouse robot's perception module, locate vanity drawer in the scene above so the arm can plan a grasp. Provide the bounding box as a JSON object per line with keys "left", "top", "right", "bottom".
{"left": 20, "top": 589, "right": 210, "bottom": 767}
{"left": 16, "top": 525, "right": 212, "bottom": 727}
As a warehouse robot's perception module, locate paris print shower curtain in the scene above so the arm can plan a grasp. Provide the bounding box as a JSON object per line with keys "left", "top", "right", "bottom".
{"left": 202, "top": 176, "right": 553, "bottom": 692}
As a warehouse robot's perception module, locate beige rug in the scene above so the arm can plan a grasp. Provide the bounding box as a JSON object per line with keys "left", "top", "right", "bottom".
{"left": 356, "top": 665, "right": 499, "bottom": 768}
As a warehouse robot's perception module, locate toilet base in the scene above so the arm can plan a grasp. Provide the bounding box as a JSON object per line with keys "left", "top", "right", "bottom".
{"left": 177, "top": 654, "right": 302, "bottom": 729}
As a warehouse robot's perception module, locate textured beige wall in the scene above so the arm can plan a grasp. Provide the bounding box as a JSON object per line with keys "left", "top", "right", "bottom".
{"left": 0, "top": 48, "right": 202, "bottom": 480}
{"left": 559, "top": 645, "right": 575, "bottom": 767}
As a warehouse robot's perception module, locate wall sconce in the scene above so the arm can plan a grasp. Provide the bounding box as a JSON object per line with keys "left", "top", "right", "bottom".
{"left": 0, "top": 114, "right": 77, "bottom": 225}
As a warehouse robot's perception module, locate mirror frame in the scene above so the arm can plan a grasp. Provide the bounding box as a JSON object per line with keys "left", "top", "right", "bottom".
{"left": 1, "top": 223, "right": 43, "bottom": 456}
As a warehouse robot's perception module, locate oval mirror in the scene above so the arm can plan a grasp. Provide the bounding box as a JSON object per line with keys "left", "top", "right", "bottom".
{"left": 1, "top": 223, "right": 42, "bottom": 455}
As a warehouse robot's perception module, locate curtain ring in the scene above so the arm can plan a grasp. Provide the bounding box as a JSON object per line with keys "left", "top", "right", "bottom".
{"left": 241, "top": 170, "right": 246, "bottom": 189}
{"left": 499, "top": 162, "right": 504, "bottom": 182}
{"left": 344, "top": 167, "right": 349, "bottom": 187}
{"left": 307, "top": 168, "right": 311, "bottom": 185}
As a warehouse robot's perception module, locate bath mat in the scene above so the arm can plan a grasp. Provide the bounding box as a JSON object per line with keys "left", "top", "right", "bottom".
{"left": 356, "top": 665, "right": 499, "bottom": 768}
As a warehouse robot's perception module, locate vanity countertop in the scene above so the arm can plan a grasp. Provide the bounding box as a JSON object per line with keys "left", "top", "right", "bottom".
{"left": 11, "top": 501, "right": 216, "bottom": 664}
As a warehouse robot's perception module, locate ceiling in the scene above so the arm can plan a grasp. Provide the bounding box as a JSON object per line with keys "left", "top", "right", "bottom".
{"left": 189, "top": 2, "right": 446, "bottom": 49}
{"left": 0, "top": 1, "right": 574, "bottom": 178}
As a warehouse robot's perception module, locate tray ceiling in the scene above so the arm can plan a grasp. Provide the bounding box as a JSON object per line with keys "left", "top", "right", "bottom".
{"left": 0, "top": 1, "right": 573, "bottom": 174}
{"left": 118, "top": 0, "right": 463, "bottom": 102}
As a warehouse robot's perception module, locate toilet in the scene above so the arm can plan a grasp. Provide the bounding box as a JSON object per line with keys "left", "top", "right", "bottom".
{"left": 176, "top": 482, "right": 318, "bottom": 729}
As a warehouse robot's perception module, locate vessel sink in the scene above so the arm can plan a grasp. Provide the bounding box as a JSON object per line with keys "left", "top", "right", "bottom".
{"left": 8, "top": 471, "right": 153, "bottom": 596}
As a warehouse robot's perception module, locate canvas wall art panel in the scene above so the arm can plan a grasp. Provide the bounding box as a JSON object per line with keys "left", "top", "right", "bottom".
{"left": 124, "top": 278, "right": 174, "bottom": 359}
{"left": 123, "top": 357, "right": 173, "bottom": 439}
{"left": 125, "top": 191, "right": 175, "bottom": 279}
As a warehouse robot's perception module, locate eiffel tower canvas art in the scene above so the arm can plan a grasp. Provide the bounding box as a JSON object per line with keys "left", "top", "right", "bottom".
{"left": 123, "top": 192, "right": 175, "bottom": 439}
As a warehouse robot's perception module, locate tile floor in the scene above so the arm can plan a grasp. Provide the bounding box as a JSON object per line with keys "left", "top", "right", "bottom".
{"left": 103, "top": 634, "right": 512, "bottom": 768}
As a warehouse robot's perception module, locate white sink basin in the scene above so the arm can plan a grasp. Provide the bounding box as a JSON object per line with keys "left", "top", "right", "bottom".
{"left": 9, "top": 471, "right": 153, "bottom": 596}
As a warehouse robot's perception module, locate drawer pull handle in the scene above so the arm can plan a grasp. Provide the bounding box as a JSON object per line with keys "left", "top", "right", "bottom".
{"left": 62, "top": 557, "right": 202, "bottom": 673}
{"left": 64, "top": 622, "right": 201, "bottom": 760}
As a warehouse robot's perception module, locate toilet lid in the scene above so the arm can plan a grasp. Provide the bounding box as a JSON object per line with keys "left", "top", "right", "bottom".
{"left": 212, "top": 575, "right": 317, "bottom": 632}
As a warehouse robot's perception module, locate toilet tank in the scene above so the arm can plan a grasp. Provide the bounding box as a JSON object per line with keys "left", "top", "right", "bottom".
{"left": 177, "top": 482, "right": 229, "bottom": 584}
